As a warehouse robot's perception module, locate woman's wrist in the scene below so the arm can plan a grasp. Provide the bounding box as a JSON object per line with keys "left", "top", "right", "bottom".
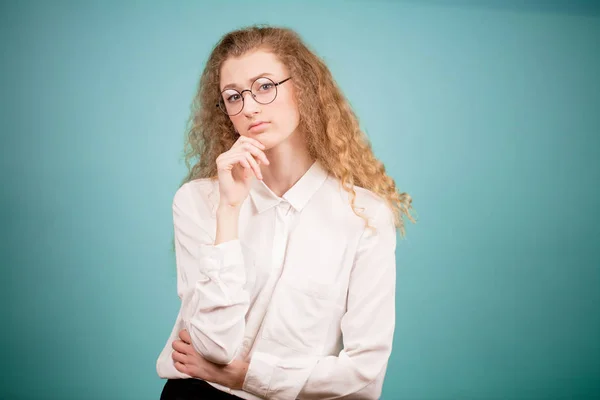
{"left": 223, "top": 359, "right": 249, "bottom": 390}
{"left": 217, "top": 203, "right": 242, "bottom": 216}
{"left": 215, "top": 203, "right": 241, "bottom": 245}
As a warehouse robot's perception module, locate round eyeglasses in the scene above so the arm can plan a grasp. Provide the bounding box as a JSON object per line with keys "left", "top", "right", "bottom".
{"left": 216, "top": 76, "right": 292, "bottom": 116}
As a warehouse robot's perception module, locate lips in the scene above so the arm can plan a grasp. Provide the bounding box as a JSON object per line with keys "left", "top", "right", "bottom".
{"left": 248, "top": 121, "right": 269, "bottom": 131}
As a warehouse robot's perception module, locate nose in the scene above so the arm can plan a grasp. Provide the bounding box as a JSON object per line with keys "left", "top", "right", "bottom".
{"left": 241, "top": 90, "right": 260, "bottom": 116}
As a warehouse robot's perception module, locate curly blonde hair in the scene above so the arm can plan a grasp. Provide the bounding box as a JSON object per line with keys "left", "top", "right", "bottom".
{"left": 179, "top": 24, "right": 415, "bottom": 237}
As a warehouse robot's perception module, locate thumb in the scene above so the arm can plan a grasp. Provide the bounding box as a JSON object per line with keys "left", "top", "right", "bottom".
{"left": 179, "top": 329, "right": 192, "bottom": 344}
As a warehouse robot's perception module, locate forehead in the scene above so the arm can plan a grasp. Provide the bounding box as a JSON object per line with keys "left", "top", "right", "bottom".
{"left": 219, "top": 50, "right": 287, "bottom": 90}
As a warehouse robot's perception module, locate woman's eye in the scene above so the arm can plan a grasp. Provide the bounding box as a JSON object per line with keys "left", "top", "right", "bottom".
{"left": 260, "top": 83, "right": 274, "bottom": 91}
{"left": 227, "top": 94, "right": 241, "bottom": 102}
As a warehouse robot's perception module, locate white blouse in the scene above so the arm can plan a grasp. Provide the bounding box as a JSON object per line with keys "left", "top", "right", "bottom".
{"left": 156, "top": 160, "right": 398, "bottom": 399}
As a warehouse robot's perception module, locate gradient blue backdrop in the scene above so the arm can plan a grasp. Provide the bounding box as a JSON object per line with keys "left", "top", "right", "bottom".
{"left": 1, "top": 1, "right": 599, "bottom": 399}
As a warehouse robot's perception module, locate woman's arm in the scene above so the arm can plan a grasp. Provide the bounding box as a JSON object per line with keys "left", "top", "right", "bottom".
{"left": 242, "top": 202, "right": 398, "bottom": 399}
{"left": 174, "top": 183, "right": 250, "bottom": 365}
{"left": 172, "top": 329, "right": 250, "bottom": 389}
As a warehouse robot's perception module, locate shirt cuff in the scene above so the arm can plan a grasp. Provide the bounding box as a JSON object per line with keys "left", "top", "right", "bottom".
{"left": 242, "top": 351, "right": 276, "bottom": 398}
{"left": 243, "top": 351, "right": 319, "bottom": 399}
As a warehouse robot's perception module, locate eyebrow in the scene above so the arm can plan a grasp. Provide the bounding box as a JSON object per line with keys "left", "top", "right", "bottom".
{"left": 221, "top": 72, "right": 275, "bottom": 91}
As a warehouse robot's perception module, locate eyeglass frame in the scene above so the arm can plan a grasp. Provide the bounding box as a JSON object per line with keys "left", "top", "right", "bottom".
{"left": 216, "top": 76, "right": 293, "bottom": 116}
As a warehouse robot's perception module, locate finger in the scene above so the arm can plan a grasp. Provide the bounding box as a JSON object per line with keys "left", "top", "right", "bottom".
{"left": 216, "top": 153, "right": 251, "bottom": 173}
{"left": 174, "top": 361, "right": 188, "bottom": 375}
{"left": 171, "top": 350, "right": 188, "bottom": 364}
{"left": 179, "top": 329, "right": 191, "bottom": 344}
{"left": 241, "top": 143, "right": 270, "bottom": 165}
{"left": 245, "top": 152, "right": 262, "bottom": 180}
{"left": 172, "top": 340, "right": 192, "bottom": 354}
{"left": 233, "top": 154, "right": 253, "bottom": 180}
{"left": 238, "top": 155, "right": 251, "bottom": 171}
{"left": 234, "top": 136, "right": 266, "bottom": 150}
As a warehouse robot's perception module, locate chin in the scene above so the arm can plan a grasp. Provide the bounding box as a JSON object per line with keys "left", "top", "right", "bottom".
{"left": 253, "top": 131, "right": 275, "bottom": 146}
{"left": 257, "top": 135, "right": 275, "bottom": 149}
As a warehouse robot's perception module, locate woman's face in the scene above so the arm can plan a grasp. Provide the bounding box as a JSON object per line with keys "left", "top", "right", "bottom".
{"left": 219, "top": 49, "right": 299, "bottom": 149}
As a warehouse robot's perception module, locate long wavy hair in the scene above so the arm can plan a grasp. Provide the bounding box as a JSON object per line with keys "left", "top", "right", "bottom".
{"left": 178, "top": 24, "right": 415, "bottom": 237}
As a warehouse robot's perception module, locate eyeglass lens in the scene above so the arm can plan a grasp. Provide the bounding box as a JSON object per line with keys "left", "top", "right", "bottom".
{"left": 218, "top": 77, "right": 278, "bottom": 116}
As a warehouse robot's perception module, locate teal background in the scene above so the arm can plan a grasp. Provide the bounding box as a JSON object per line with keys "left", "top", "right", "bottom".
{"left": 1, "top": 1, "right": 599, "bottom": 399}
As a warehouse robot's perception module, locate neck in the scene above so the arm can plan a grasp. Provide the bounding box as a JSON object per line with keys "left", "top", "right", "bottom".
{"left": 260, "top": 132, "right": 314, "bottom": 198}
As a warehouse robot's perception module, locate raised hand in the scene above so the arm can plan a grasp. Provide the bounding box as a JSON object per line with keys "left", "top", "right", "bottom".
{"left": 216, "top": 135, "right": 270, "bottom": 208}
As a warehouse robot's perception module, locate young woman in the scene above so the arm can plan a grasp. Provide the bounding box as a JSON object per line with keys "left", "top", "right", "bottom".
{"left": 156, "top": 25, "right": 415, "bottom": 400}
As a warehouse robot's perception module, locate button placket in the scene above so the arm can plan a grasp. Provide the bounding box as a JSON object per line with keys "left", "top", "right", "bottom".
{"left": 272, "top": 201, "right": 290, "bottom": 271}
{"left": 238, "top": 201, "right": 291, "bottom": 360}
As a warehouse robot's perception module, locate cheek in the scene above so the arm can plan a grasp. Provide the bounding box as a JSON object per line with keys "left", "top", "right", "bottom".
{"left": 273, "top": 100, "right": 300, "bottom": 131}
{"left": 230, "top": 116, "right": 245, "bottom": 132}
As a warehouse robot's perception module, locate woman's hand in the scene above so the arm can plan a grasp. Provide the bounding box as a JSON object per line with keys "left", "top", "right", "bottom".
{"left": 172, "top": 329, "right": 249, "bottom": 390}
{"left": 216, "top": 135, "right": 270, "bottom": 208}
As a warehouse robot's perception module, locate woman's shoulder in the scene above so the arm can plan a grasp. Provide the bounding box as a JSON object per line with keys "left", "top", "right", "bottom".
{"left": 172, "top": 177, "right": 220, "bottom": 218}
{"left": 326, "top": 176, "right": 389, "bottom": 216}
{"left": 329, "top": 178, "right": 392, "bottom": 221}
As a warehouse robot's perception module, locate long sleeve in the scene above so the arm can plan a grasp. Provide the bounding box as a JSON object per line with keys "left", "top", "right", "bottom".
{"left": 242, "top": 202, "right": 398, "bottom": 399}
{"left": 173, "top": 183, "right": 250, "bottom": 365}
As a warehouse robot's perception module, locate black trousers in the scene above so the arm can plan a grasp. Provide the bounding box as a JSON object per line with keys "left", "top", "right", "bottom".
{"left": 160, "top": 379, "right": 242, "bottom": 399}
